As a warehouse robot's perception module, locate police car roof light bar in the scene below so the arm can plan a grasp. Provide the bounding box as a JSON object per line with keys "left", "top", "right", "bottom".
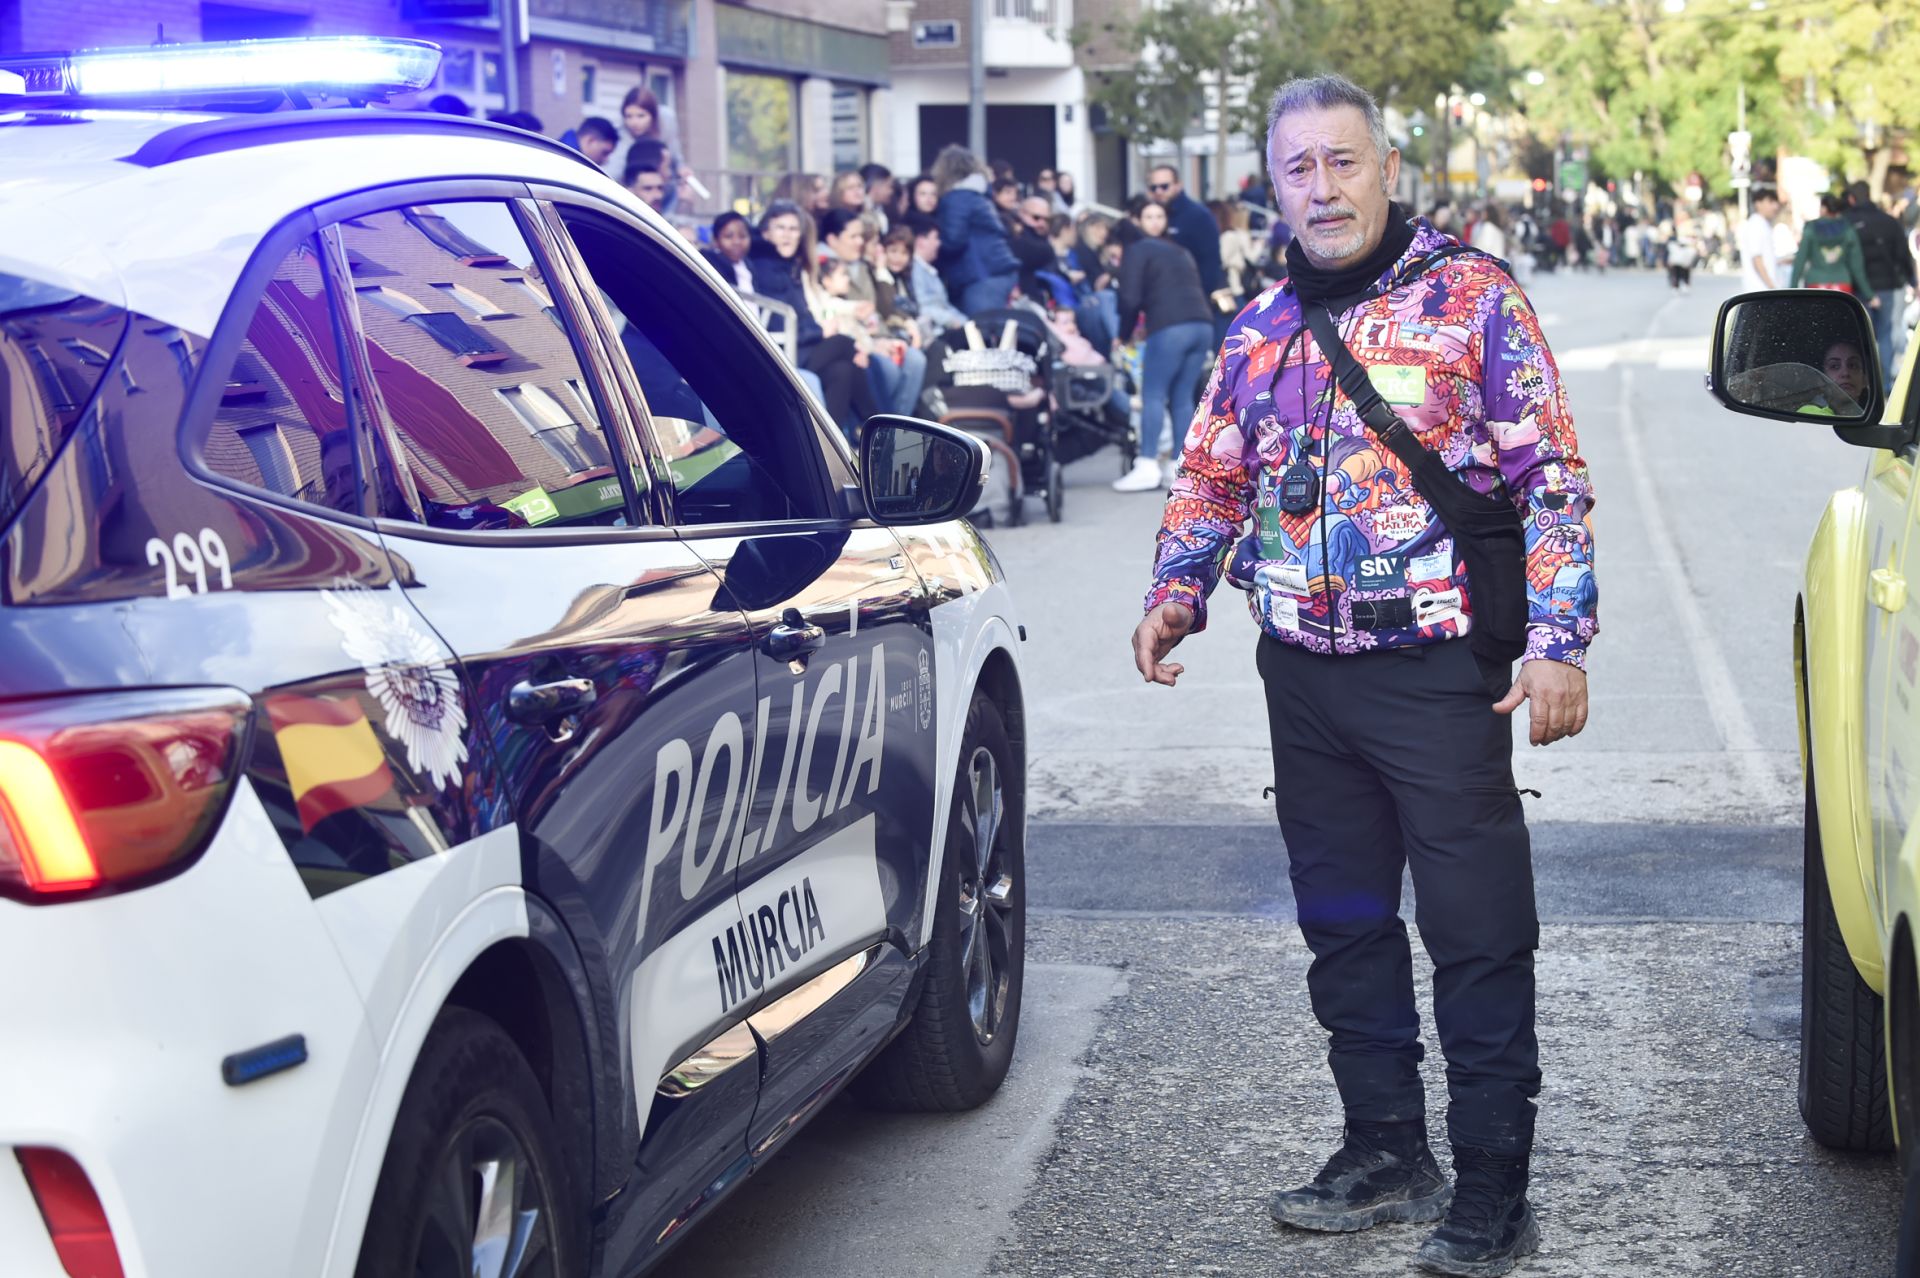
{"left": 0, "top": 36, "right": 440, "bottom": 102}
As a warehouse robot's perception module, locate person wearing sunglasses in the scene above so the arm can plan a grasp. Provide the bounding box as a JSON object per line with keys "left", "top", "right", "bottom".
{"left": 1147, "top": 164, "right": 1226, "bottom": 303}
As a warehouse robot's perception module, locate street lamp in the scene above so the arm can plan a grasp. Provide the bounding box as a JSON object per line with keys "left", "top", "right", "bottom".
{"left": 1525, "top": 70, "right": 1546, "bottom": 88}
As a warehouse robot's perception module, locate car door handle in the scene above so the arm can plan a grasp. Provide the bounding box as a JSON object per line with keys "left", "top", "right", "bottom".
{"left": 505, "top": 677, "right": 597, "bottom": 724}
{"left": 763, "top": 609, "right": 825, "bottom": 661}
{"left": 1871, "top": 567, "right": 1908, "bottom": 613}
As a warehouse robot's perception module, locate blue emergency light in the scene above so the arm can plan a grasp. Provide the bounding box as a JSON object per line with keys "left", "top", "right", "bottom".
{"left": 0, "top": 36, "right": 440, "bottom": 101}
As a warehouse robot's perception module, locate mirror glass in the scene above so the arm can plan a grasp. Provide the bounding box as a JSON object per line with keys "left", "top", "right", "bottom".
{"left": 862, "top": 420, "right": 977, "bottom": 523}
{"left": 1717, "top": 291, "right": 1878, "bottom": 422}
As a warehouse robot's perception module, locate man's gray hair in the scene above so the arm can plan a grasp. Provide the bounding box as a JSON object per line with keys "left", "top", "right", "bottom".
{"left": 1265, "top": 74, "right": 1391, "bottom": 165}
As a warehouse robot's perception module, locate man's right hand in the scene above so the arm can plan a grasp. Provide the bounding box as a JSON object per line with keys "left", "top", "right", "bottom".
{"left": 1132, "top": 603, "right": 1195, "bottom": 686}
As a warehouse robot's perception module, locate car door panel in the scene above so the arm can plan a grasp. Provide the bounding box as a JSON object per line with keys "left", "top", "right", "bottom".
{"left": 533, "top": 193, "right": 951, "bottom": 1163}
{"left": 1867, "top": 449, "right": 1915, "bottom": 929}
{"left": 314, "top": 193, "right": 767, "bottom": 1259}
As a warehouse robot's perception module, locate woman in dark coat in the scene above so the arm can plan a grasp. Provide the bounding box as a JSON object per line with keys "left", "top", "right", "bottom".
{"left": 749, "top": 200, "right": 877, "bottom": 434}
{"left": 930, "top": 144, "right": 1021, "bottom": 315}
{"left": 1112, "top": 202, "right": 1214, "bottom": 492}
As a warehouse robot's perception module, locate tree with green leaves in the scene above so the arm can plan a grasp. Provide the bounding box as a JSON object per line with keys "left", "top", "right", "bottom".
{"left": 1080, "top": 0, "right": 1512, "bottom": 197}
{"left": 1503, "top": 0, "right": 1920, "bottom": 201}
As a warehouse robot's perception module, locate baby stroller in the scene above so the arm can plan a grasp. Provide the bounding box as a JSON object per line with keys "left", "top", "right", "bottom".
{"left": 922, "top": 307, "right": 1135, "bottom": 526}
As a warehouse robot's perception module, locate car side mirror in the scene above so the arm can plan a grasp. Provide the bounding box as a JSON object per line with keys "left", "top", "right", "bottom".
{"left": 1709, "top": 290, "right": 1899, "bottom": 447}
{"left": 858, "top": 415, "right": 989, "bottom": 526}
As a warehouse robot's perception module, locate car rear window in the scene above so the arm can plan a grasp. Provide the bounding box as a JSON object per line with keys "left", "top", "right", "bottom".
{"left": 0, "top": 272, "right": 129, "bottom": 526}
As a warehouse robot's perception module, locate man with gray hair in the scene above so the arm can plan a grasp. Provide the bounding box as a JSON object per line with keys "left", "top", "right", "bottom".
{"left": 1131, "top": 73, "right": 1596, "bottom": 1276}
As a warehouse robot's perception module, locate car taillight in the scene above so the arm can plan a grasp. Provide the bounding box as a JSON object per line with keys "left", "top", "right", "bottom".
{"left": 15, "top": 1147, "right": 126, "bottom": 1278}
{"left": 0, "top": 688, "right": 250, "bottom": 901}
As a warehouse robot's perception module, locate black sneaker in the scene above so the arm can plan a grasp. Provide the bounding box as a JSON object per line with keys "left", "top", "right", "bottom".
{"left": 1415, "top": 1146, "right": 1541, "bottom": 1276}
{"left": 1268, "top": 1121, "right": 1451, "bottom": 1233}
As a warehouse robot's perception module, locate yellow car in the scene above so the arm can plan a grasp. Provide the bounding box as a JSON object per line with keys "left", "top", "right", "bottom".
{"left": 1712, "top": 289, "right": 1915, "bottom": 1199}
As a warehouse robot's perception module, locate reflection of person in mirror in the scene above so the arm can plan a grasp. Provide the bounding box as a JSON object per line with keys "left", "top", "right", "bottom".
{"left": 1821, "top": 340, "right": 1868, "bottom": 407}
{"left": 914, "top": 446, "right": 963, "bottom": 507}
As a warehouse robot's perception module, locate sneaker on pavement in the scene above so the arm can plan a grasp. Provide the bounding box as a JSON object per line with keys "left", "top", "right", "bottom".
{"left": 1160, "top": 456, "right": 1178, "bottom": 486}
{"left": 1112, "top": 457, "right": 1163, "bottom": 493}
{"left": 1415, "top": 1146, "right": 1540, "bottom": 1277}
{"left": 1268, "top": 1121, "right": 1451, "bottom": 1233}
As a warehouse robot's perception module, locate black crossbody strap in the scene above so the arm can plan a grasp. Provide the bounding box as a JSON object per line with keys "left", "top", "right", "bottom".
{"left": 1301, "top": 303, "right": 1427, "bottom": 470}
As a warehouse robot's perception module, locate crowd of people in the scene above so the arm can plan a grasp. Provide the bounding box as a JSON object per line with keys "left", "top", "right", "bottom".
{"left": 425, "top": 92, "right": 1277, "bottom": 491}
{"left": 427, "top": 90, "right": 1920, "bottom": 485}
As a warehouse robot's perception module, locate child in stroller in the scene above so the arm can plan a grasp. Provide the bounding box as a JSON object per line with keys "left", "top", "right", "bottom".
{"left": 921, "top": 305, "right": 1136, "bottom": 526}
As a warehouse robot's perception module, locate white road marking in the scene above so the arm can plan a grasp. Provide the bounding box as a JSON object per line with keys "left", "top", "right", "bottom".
{"left": 1618, "top": 297, "right": 1777, "bottom": 810}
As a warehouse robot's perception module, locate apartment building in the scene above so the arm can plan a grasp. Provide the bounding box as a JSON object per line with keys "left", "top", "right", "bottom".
{"left": 886, "top": 0, "right": 1140, "bottom": 201}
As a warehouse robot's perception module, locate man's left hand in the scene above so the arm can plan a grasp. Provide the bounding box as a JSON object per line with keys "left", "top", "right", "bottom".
{"left": 1493, "top": 659, "right": 1589, "bottom": 746}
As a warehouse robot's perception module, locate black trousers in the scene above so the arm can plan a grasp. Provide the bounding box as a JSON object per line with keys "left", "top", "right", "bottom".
{"left": 1256, "top": 635, "right": 1541, "bottom": 1156}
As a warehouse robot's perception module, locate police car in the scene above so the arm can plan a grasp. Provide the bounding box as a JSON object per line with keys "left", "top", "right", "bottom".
{"left": 0, "top": 37, "right": 1027, "bottom": 1278}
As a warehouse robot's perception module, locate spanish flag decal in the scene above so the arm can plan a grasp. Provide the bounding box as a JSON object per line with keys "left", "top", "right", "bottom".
{"left": 264, "top": 694, "right": 397, "bottom": 831}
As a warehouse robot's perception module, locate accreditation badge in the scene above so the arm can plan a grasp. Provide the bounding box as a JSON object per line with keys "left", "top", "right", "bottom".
{"left": 1368, "top": 364, "right": 1428, "bottom": 406}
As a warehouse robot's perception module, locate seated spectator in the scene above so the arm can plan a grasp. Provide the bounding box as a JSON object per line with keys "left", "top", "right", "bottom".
{"left": 906, "top": 175, "right": 940, "bottom": 224}
{"left": 574, "top": 116, "right": 617, "bottom": 169}
{"left": 751, "top": 201, "right": 877, "bottom": 435}
{"left": 702, "top": 212, "right": 755, "bottom": 292}
{"left": 991, "top": 178, "right": 1022, "bottom": 226}
{"left": 489, "top": 110, "right": 544, "bottom": 133}
{"left": 1011, "top": 195, "right": 1062, "bottom": 303}
{"left": 903, "top": 221, "right": 967, "bottom": 343}
{"left": 861, "top": 163, "right": 896, "bottom": 232}
{"left": 628, "top": 162, "right": 668, "bottom": 214}
{"left": 624, "top": 136, "right": 668, "bottom": 187}
{"left": 832, "top": 170, "right": 869, "bottom": 217}
{"left": 819, "top": 208, "right": 926, "bottom": 418}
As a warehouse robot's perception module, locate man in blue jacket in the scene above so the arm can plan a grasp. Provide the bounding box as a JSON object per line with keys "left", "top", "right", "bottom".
{"left": 1148, "top": 164, "right": 1225, "bottom": 296}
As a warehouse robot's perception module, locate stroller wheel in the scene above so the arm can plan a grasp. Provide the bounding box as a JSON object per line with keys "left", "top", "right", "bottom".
{"left": 1046, "top": 462, "right": 1064, "bottom": 523}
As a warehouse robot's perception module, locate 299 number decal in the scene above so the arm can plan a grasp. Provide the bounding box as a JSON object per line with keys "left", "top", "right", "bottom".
{"left": 145, "top": 529, "right": 233, "bottom": 599}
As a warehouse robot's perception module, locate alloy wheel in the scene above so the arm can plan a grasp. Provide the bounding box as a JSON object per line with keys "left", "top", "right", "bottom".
{"left": 955, "top": 744, "right": 1015, "bottom": 1045}
{"left": 413, "top": 1114, "right": 557, "bottom": 1278}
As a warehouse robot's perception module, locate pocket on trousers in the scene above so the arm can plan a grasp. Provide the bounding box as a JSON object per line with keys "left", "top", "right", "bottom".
{"left": 1473, "top": 651, "right": 1512, "bottom": 701}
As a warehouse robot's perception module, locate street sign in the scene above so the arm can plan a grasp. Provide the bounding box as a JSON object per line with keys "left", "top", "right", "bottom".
{"left": 913, "top": 20, "right": 959, "bottom": 48}
{"left": 1558, "top": 160, "right": 1587, "bottom": 194}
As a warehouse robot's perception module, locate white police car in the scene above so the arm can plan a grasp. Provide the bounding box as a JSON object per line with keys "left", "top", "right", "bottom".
{"left": 0, "top": 37, "right": 1027, "bottom": 1278}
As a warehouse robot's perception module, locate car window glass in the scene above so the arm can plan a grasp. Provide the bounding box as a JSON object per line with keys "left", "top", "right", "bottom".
{"left": 336, "top": 201, "right": 632, "bottom": 531}
{"left": 198, "top": 238, "right": 361, "bottom": 514}
{"left": 556, "top": 211, "right": 825, "bottom": 525}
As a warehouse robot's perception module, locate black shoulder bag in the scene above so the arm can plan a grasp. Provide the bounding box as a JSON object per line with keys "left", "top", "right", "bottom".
{"left": 1301, "top": 280, "right": 1529, "bottom": 664}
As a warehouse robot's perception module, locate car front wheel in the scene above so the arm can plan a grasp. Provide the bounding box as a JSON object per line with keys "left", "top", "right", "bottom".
{"left": 857, "top": 691, "right": 1025, "bottom": 1111}
{"left": 355, "top": 1007, "right": 583, "bottom": 1278}
{"left": 1799, "top": 767, "right": 1894, "bottom": 1151}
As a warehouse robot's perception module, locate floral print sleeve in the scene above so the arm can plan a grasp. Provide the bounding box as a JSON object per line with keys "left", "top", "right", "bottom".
{"left": 1142, "top": 312, "right": 1257, "bottom": 633}
{"left": 1480, "top": 283, "right": 1598, "bottom": 669}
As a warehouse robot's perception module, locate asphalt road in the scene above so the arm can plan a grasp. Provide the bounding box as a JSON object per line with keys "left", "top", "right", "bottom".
{"left": 656, "top": 267, "right": 1901, "bottom": 1277}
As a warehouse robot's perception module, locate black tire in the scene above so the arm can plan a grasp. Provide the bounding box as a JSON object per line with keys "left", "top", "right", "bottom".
{"left": 856, "top": 693, "right": 1025, "bottom": 1111}
{"left": 356, "top": 1008, "right": 584, "bottom": 1278}
{"left": 1045, "top": 461, "right": 1065, "bottom": 523}
{"left": 1799, "top": 768, "right": 1895, "bottom": 1151}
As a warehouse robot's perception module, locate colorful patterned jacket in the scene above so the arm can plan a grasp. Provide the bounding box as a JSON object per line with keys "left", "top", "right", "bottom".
{"left": 1143, "top": 219, "right": 1597, "bottom": 668}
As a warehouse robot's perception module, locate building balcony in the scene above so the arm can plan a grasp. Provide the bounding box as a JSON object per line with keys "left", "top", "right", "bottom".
{"left": 985, "top": 0, "right": 1074, "bottom": 69}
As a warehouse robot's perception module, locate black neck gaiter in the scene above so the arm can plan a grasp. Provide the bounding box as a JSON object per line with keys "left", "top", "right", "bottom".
{"left": 1286, "top": 204, "right": 1418, "bottom": 306}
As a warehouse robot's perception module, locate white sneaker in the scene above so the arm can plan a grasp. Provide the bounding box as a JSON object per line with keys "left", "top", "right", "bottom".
{"left": 1113, "top": 457, "right": 1163, "bottom": 492}
{"left": 1160, "top": 456, "right": 1178, "bottom": 486}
